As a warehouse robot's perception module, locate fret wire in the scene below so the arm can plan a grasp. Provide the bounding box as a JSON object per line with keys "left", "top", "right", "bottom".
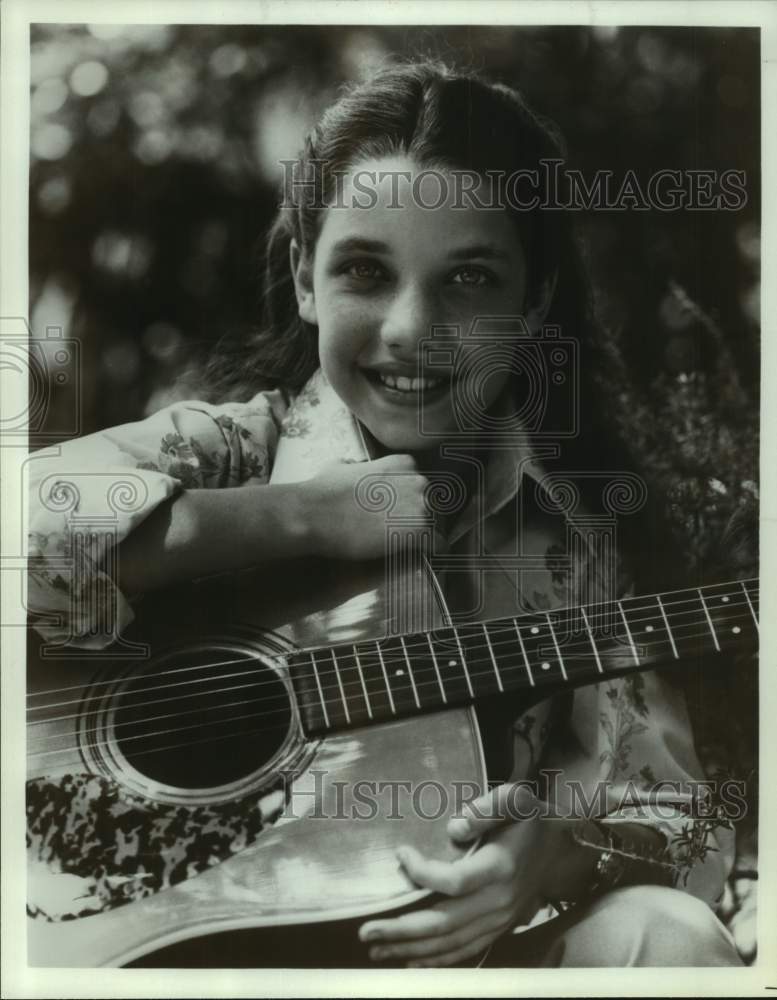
{"left": 352, "top": 645, "right": 373, "bottom": 720}
{"left": 426, "top": 633, "right": 448, "bottom": 704}
{"left": 697, "top": 588, "right": 720, "bottom": 652}
{"left": 655, "top": 594, "right": 679, "bottom": 659}
{"left": 452, "top": 627, "right": 475, "bottom": 698}
{"left": 617, "top": 600, "right": 640, "bottom": 666}
{"left": 359, "top": 606, "right": 752, "bottom": 690}
{"left": 545, "top": 613, "right": 568, "bottom": 681}
{"left": 741, "top": 581, "right": 759, "bottom": 631}
{"left": 375, "top": 641, "right": 397, "bottom": 715}
{"left": 309, "top": 623, "right": 728, "bottom": 707}
{"left": 298, "top": 591, "right": 755, "bottom": 711}
{"left": 579, "top": 606, "right": 603, "bottom": 673}
{"left": 512, "top": 618, "right": 535, "bottom": 686}
{"left": 399, "top": 635, "right": 421, "bottom": 709}
{"left": 330, "top": 649, "right": 350, "bottom": 724}
{"left": 481, "top": 623, "right": 504, "bottom": 692}
{"left": 389, "top": 596, "right": 751, "bottom": 663}
{"left": 310, "top": 601, "right": 753, "bottom": 703}
{"left": 309, "top": 651, "right": 331, "bottom": 729}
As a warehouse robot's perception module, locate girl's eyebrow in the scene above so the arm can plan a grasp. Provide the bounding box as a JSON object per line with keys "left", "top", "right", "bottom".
{"left": 447, "top": 244, "right": 511, "bottom": 261}
{"left": 330, "top": 237, "right": 390, "bottom": 255}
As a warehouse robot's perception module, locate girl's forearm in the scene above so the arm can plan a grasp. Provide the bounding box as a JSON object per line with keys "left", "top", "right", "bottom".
{"left": 116, "top": 484, "right": 315, "bottom": 597}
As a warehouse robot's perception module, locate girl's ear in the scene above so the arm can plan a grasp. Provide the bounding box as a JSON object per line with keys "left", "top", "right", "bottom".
{"left": 289, "top": 238, "right": 317, "bottom": 325}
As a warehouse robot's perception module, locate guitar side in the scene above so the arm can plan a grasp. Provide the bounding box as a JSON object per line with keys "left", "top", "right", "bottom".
{"left": 26, "top": 556, "right": 489, "bottom": 967}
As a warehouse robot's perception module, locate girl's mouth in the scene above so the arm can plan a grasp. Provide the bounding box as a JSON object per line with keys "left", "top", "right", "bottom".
{"left": 377, "top": 372, "right": 442, "bottom": 392}
{"left": 362, "top": 368, "right": 451, "bottom": 404}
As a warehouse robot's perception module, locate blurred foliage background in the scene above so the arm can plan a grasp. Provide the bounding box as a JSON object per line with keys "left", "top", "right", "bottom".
{"left": 28, "top": 23, "right": 759, "bottom": 956}
{"left": 29, "top": 24, "right": 759, "bottom": 564}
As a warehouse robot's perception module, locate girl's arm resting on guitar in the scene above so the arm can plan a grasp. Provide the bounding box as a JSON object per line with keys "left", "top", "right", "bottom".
{"left": 115, "top": 483, "right": 318, "bottom": 596}
{"left": 117, "top": 452, "right": 434, "bottom": 595}
{"left": 27, "top": 389, "right": 433, "bottom": 646}
{"left": 27, "top": 392, "right": 287, "bottom": 647}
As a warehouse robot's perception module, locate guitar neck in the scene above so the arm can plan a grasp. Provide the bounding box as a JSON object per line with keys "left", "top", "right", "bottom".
{"left": 290, "top": 578, "right": 759, "bottom": 735}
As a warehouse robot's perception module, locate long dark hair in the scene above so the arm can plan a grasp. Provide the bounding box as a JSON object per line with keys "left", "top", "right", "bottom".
{"left": 198, "top": 60, "right": 682, "bottom": 589}
{"left": 201, "top": 60, "right": 595, "bottom": 392}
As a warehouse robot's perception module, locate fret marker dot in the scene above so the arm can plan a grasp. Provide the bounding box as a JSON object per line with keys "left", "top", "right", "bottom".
{"left": 722, "top": 596, "right": 730, "bottom": 603}
{"left": 732, "top": 626, "right": 741, "bottom": 635}
{"left": 541, "top": 661, "right": 551, "bottom": 671}
{"left": 531, "top": 627, "right": 539, "bottom": 635}
{"left": 395, "top": 669, "right": 405, "bottom": 676}
{"left": 645, "top": 625, "right": 654, "bottom": 632}
{"left": 448, "top": 659, "right": 457, "bottom": 668}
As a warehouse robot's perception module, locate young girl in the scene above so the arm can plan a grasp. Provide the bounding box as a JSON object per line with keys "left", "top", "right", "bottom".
{"left": 28, "top": 61, "right": 743, "bottom": 967}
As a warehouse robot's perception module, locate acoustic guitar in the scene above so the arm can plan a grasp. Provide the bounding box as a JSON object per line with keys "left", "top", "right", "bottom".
{"left": 25, "top": 542, "right": 758, "bottom": 968}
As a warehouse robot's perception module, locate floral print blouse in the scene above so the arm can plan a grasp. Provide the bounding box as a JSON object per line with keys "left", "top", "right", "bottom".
{"left": 26, "top": 369, "right": 735, "bottom": 911}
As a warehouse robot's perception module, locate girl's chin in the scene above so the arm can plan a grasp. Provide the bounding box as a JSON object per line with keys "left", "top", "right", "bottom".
{"left": 353, "top": 377, "right": 461, "bottom": 451}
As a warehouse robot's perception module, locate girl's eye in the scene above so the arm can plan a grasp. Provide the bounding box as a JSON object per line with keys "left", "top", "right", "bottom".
{"left": 451, "top": 267, "right": 493, "bottom": 287}
{"left": 342, "top": 260, "right": 386, "bottom": 281}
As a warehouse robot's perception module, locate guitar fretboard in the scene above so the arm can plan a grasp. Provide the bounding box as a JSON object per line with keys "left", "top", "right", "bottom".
{"left": 288, "top": 578, "right": 759, "bottom": 735}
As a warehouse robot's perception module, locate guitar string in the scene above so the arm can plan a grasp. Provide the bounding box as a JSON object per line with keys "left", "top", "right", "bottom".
{"left": 27, "top": 581, "right": 758, "bottom": 707}
{"left": 27, "top": 594, "right": 757, "bottom": 724}
{"left": 30, "top": 719, "right": 304, "bottom": 766}
{"left": 26, "top": 594, "right": 758, "bottom": 727}
{"left": 27, "top": 589, "right": 758, "bottom": 720}
{"left": 27, "top": 603, "right": 757, "bottom": 740}
{"left": 27, "top": 607, "right": 754, "bottom": 756}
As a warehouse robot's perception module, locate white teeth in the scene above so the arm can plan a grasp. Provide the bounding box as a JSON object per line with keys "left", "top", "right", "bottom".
{"left": 377, "top": 373, "right": 442, "bottom": 392}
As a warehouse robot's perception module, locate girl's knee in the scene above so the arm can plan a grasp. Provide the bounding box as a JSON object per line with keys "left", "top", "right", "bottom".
{"left": 559, "top": 886, "right": 742, "bottom": 967}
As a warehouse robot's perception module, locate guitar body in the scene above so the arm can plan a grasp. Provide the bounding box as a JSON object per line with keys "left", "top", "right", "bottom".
{"left": 27, "top": 512, "right": 759, "bottom": 968}
{"left": 27, "top": 555, "right": 492, "bottom": 968}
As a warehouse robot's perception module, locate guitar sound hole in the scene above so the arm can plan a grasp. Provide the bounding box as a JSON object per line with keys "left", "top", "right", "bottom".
{"left": 111, "top": 646, "right": 292, "bottom": 790}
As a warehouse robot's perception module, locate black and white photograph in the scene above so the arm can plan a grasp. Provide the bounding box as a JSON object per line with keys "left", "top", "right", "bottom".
{"left": 1, "top": 1, "right": 774, "bottom": 996}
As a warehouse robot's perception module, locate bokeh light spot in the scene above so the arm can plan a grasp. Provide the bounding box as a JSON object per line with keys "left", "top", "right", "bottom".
{"left": 70, "top": 60, "right": 109, "bottom": 97}
{"left": 31, "top": 78, "right": 69, "bottom": 117}
{"left": 92, "top": 231, "right": 153, "bottom": 279}
{"left": 37, "top": 175, "right": 72, "bottom": 215}
{"left": 31, "top": 124, "right": 73, "bottom": 161}
{"left": 736, "top": 222, "right": 760, "bottom": 263}
{"left": 128, "top": 91, "right": 166, "bottom": 128}
{"left": 210, "top": 43, "right": 247, "bottom": 78}
{"left": 134, "top": 129, "right": 175, "bottom": 165}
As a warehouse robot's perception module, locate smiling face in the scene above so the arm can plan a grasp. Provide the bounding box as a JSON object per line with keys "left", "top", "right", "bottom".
{"left": 291, "top": 155, "right": 529, "bottom": 453}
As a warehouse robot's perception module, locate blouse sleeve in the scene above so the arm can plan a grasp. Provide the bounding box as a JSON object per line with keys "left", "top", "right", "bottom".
{"left": 27, "top": 390, "right": 288, "bottom": 649}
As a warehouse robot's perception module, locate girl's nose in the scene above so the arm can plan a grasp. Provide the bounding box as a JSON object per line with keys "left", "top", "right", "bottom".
{"left": 379, "top": 283, "right": 437, "bottom": 356}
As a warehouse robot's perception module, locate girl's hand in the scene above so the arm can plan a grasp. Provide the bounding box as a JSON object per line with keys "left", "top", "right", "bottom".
{"left": 358, "top": 785, "right": 588, "bottom": 968}
{"left": 303, "top": 454, "right": 441, "bottom": 561}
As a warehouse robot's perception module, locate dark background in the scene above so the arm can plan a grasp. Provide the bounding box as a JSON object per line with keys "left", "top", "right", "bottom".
{"left": 28, "top": 23, "right": 759, "bottom": 957}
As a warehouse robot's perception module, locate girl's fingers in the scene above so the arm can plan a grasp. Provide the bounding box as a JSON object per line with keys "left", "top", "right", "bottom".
{"left": 407, "top": 929, "right": 502, "bottom": 969}
{"left": 360, "top": 881, "right": 511, "bottom": 944}
{"left": 447, "top": 783, "right": 541, "bottom": 842}
{"left": 394, "top": 843, "right": 514, "bottom": 896}
{"left": 368, "top": 908, "right": 512, "bottom": 962}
